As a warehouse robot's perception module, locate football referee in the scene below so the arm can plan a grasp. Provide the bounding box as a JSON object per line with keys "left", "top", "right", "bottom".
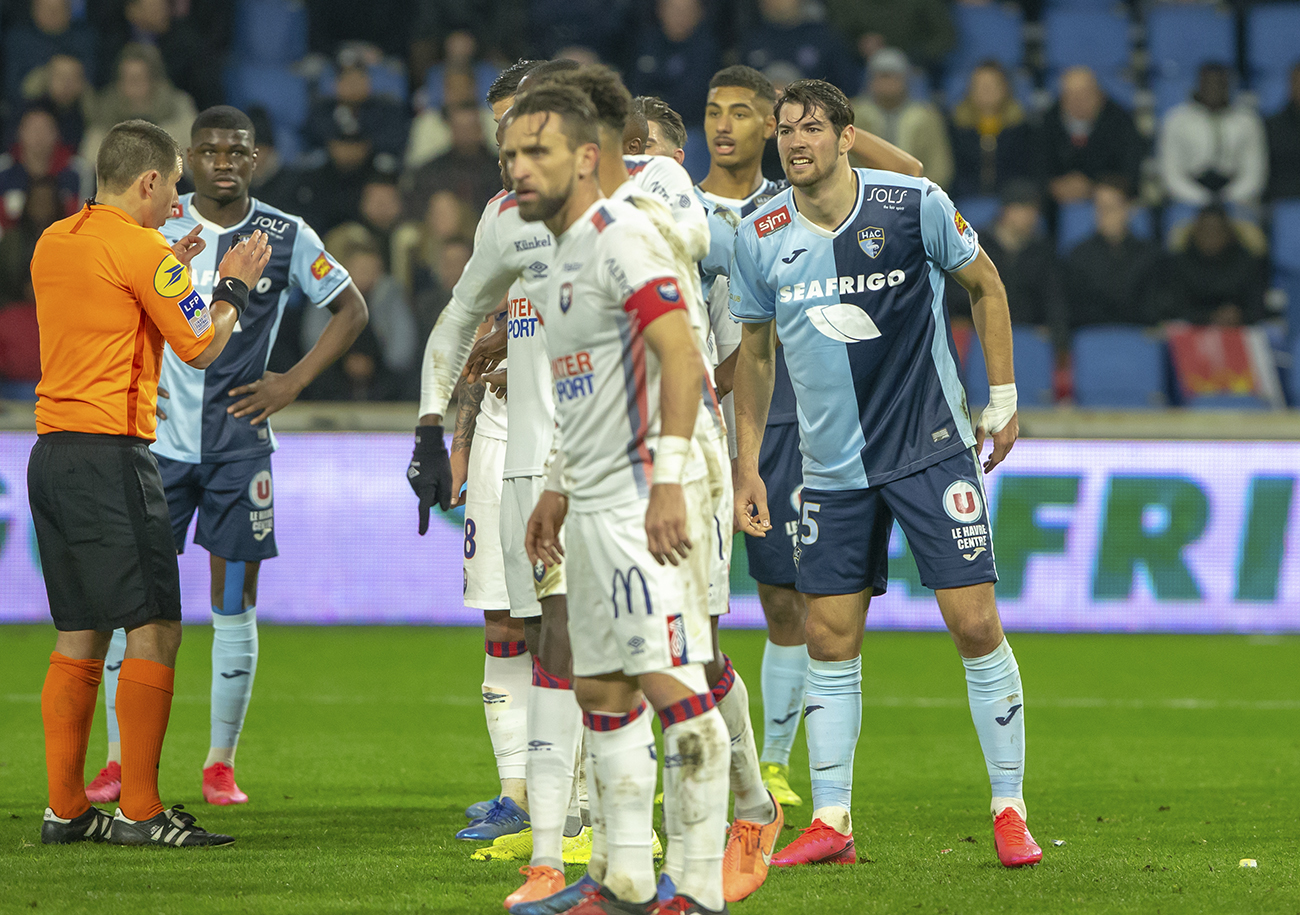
{"left": 30, "top": 119, "right": 270, "bottom": 848}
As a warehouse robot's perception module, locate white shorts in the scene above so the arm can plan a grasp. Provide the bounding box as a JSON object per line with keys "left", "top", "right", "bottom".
{"left": 463, "top": 435, "right": 509, "bottom": 611}
{"left": 566, "top": 478, "right": 714, "bottom": 678}
{"left": 501, "top": 475, "right": 567, "bottom": 619}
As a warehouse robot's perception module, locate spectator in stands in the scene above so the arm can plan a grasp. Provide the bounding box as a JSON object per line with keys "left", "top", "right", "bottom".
{"left": 305, "top": 45, "right": 410, "bottom": 163}
{"left": 0, "top": 103, "right": 82, "bottom": 231}
{"left": 309, "top": 0, "right": 430, "bottom": 62}
{"left": 1036, "top": 66, "right": 1143, "bottom": 206}
{"left": 1265, "top": 62, "right": 1300, "bottom": 201}
{"left": 97, "top": 0, "right": 223, "bottom": 110}
{"left": 420, "top": 30, "right": 500, "bottom": 115}
{"left": 412, "top": 235, "right": 473, "bottom": 342}
{"left": 1159, "top": 205, "right": 1267, "bottom": 326}
{"left": 948, "top": 179, "right": 1065, "bottom": 345}
{"left": 949, "top": 60, "right": 1033, "bottom": 199}
{"left": 306, "top": 229, "right": 417, "bottom": 400}
{"left": 402, "top": 96, "right": 499, "bottom": 218}
{"left": 1158, "top": 63, "right": 1268, "bottom": 208}
{"left": 826, "top": 0, "right": 954, "bottom": 75}
{"left": 81, "top": 44, "right": 197, "bottom": 170}
{"left": 394, "top": 189, "right": 479, "bottom": 300}
{"left": 12, "top": 53, "right": 91, "bottom": 151}
{"left": 851, "top": 48, "right": 952, "bottom": 188}
{"left": 0, "top": 176, "right": 62, "bottom": 304}
{"left": 288, "top": 118, "right": 388, "bottom": 235}
{"left": 406, "top": 68, "right": 496, "bottom": 171}
{"left": 738, "top": 0, "right": 862, "bottom": 97}
{"left": 246, "top": 106, "right": 298, "bottom": 213}
{"left": 1062, "top": 176, "right": 1161, "bottom": 329}
{"left": 626, "top": 0, "right": 721, "bottom": 130}
{"left": 526, "top": 0, "right": 635, "bottom": 62}
{"left": 358, "top": 174, "right": 405, "bottom": 269}
{"left": 3, "top": 0, "right": 96, "bottom": 111}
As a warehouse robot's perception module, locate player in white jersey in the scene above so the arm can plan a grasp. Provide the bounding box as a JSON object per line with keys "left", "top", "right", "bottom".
{"left": 85, "top": 107, "right": 368, "bottom": 808}
{"left": 508, "top": 83, "right": 732, "bottom": 915}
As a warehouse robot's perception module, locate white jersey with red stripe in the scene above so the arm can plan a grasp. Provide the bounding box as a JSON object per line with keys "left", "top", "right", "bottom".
{"left": 540, "top": 197, "right": 708, "bottom": 511}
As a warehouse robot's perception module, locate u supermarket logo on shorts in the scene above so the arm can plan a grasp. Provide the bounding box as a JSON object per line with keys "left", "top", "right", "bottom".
{"left": 249, "top": 470, "right": 273, "bottom": 508}
{"left": 943, "top": 480, "right": 982, "bottom": 523}
{"left": 153, "top": 254, "right": 189, "bottom": 297}
{"left": 755, "top": 206, "right": 791, "bottom": 237}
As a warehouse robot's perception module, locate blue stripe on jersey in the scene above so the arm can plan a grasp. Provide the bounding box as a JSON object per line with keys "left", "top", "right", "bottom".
{"left": 152, "top": 196, "right": 348, "bottom": 464}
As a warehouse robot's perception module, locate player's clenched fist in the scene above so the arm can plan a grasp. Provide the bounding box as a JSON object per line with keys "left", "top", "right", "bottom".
{"left": 646, "top": 482, "right": 692, "bottom": 566}
{"left": 734, "top": 469, "right": 771, "bottom": 538}
{"left": 407, "top": 425, "right": 454, "bottom": 535}
{"left": 526, "top": 490, "right": 568, "bottom": 569}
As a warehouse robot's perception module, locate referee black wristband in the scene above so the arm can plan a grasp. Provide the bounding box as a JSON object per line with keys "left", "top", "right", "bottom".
{"left": 211, "top": 277, "right": 250, "bottom": 320}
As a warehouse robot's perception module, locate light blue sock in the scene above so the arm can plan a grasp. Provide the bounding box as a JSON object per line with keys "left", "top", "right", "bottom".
{"left": 803, "top": 656, "right": 862, "bottom": 813}
{"left": 760, "top": 641, "right": 809, "bottom": 766}
{"left": 962, "top": 638, "right": 1025, "bottom": 800}
{"left": 103, "top": 629, "right": 127, "bottom": 747}
{"left": 210, "top": 561, "right": 258, "bottom": 762}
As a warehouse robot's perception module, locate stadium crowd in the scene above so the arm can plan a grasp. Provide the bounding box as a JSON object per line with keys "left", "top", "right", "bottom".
{"left": 1, "top": 0, "right": 1299, "bottom": 405}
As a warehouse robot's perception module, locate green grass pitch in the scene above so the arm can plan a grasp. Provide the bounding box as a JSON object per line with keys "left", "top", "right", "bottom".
{"left": 1, "top": 625, "right": 1297, "bottom": 915}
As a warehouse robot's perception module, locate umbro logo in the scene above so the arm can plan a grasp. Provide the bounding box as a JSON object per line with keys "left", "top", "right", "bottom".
{"left": 803, "top": 705, "right": 824, "bottom": 718}
{"left": 482, "top": 691, "right": 508, "bottom": 704}
{"left": 782, "top": 248, "right": 807, "bottom": 264}
{"left": 528, "top": 740, "right": 554, "bottom": 750}
{"left": 996, "top": 704, "right": 1023, "bottom": 727}
{"left": 772, "top": 710, "right": 799, "bottom": 725}
{"left": 220, "top": 670, "right": 250, "bottom": 679}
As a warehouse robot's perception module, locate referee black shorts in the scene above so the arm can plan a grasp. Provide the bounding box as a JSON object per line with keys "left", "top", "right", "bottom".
{"left": 28, "top": 432, "right": 183, "bottom": 632}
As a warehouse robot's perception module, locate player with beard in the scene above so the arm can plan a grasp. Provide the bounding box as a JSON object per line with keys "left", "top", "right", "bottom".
{"left": 730, "top": 79, "right": 1040, "bottom": 869}
{"left": 87, "top": 106, "right": 368, "bottom": 807}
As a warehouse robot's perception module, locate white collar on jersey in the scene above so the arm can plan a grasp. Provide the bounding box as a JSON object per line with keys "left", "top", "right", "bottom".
{"left": 791, "top": 176, "right": 863, "bottom": 239}
{"left": 185, "top": 195, "right": 256, "bottom": 237}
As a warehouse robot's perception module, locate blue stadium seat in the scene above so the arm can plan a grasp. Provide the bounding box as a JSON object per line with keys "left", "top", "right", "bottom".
{"left": 1072, "top": 326, "right": 1169, "bottom": 407}
{"left": 224, "top": 65, "right": 308, "bottom": 162}
{"left": 1147, "top": 4, "right": 1235, "bottom": 115}
{"left": 1251, "top": 70, "right": 1293, "bottom": 117}
{"left": 962, "top": 325, "right": 1056, "bottom": 409}
{"left": 1057, "top": 201, "right": 1154, "bottom": 255}
{"left": 1246, "top": 4, "right": 1300, "bottom": 82}
{"left": 232, "top": 0, "right": 307, "bottom": 66}
{"left": 1043, "top": 9, "right": 1135, "bottom": 107}
{"left": 0, "top": 380, "right": 37, "bottom": 401}
{"left": 1290, "top": 334, "right": 1300, "bottom": 405}
{"left": 953, "top": 196, "right": 1000, "bottom": 233}
{"left": 946, "top": 5, "right": 1025, "bottom": 76}
{"left": 1274, "top": 201, "right": 1300, "bottom": 341}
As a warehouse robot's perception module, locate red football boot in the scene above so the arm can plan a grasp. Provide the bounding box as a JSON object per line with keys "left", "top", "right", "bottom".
{"left": 85, "top": 761, "right": 121, "bottom": 803}
{"left": 770, "top": 817, "right": 856, "bottom": 867}
{"left": 202, "top": 762, "right": 249, "bottom": 805}
{"left": 994, "top": 807, "right": 1043, "bottom": 867}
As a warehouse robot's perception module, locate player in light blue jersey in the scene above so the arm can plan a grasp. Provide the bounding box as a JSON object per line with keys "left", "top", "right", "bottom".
{"left": 87, "top": 107, "right": 368, "bottom": 808}
{"left": 730, "top": 80, "right": 1041, "bottom": 870}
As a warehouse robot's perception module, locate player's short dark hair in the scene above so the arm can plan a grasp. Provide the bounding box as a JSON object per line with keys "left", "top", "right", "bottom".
{"left": 545, "top": 64, "right": 631, "bottom": 137}
{"left": 520, "top": 57, "right": 581, "bottom": 91}
{"left": 508, "top": 85, "right": 600, "bottom": 150}
{"left": 709, "top": 65, "right": 777, "bottom": 108}
{"left": 636, "top": 96, "right": 686, "bottom": 150}
{"left": 487, "top": 58, "right": 544, "bottom": 106}
{"left": 191, "top": 105, "right": 255, "bottom": 141}
{"left": 96, "top": 118, "right": 181, "bottom": 193}
{"left": 775, "top": 79, "right": 855, "bottom": 136}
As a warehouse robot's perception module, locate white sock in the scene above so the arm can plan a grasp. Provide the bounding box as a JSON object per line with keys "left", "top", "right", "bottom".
{"left": 660, "top": 763, "right": 685, "bottom": 885}
{"left": 208, "top": 606, "right": 258, "bottom": 766}
{"left": 760, "top": 641, "right": 808, "bottom": 766}
{"left": 526, "top": 666, "right": 583, "bottom": 871}
{"left": 962, "top": 638, "right": 1026, "bottom": 803}
{"left": 482, "top": 641, "right": 531, "bottom": 788}
{"left": 103, "top": 629, "right": 127, "bottom": 758}
{"left": 661, "top": 702, "right": 730, "bottom": 913}
{"left": 714, "top": 660, "right": 774, "bottom": 823}
{"left": 584, "top": 740, "right": 606, "bottom": 883}
{"left": 588, "top": 706, "right": 657, "bottom": 904}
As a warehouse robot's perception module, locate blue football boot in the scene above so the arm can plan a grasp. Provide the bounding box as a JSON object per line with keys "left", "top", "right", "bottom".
{"left": 455, "top": 796, "right": 529, "bottom": 840}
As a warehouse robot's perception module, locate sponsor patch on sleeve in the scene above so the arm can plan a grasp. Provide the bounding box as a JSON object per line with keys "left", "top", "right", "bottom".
{"left": 177, "top": 289, "right": 211, "bottom": 337}
{"left": 153, "top": 253, "right": 190, "bottom": 297}
{"left": 311, "top": 253, "right": 334, "bottom": 280}
{"left": 954, "top": 210, "right": 970, "bottom": 236}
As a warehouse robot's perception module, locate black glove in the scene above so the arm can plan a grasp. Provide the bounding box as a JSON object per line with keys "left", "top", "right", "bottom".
{"left": 407, "top": 425, "right": 452, "bottom": 535}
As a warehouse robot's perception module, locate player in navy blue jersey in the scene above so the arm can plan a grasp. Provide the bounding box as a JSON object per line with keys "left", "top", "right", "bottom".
{"left": 87, "top": 107, "right": 368, "bottom": 808}
{"left": 730, "top": 80, "right": 1041, "bottom": 869}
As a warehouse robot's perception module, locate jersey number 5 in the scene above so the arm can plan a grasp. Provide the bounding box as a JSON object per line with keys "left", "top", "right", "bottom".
{"left": 799, "top": 502, "right": 821, "bottom": 545}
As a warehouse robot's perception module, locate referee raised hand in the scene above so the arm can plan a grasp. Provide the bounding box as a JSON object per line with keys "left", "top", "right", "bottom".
{"left": 29, "top": 119, "right": 268, "bottom": 848}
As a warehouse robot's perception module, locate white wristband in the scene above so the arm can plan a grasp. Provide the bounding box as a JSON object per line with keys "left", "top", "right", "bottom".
{"left": 652, "top": 435, "right": 691, "bottom": 486}
{"left": 979, "top": 383, "right": 1017, "bottom": 435}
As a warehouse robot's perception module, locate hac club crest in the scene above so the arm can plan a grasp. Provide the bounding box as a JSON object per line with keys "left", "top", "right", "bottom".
{"left": 559, "top": 282, "right": 573, "bottom": 314}
{"left": 858, "top": 226, "right": 885, "bottom": 258}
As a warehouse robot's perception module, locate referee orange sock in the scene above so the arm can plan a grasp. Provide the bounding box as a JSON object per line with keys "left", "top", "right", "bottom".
{"left": 41, "top": 652, "right": 103, "bottom": 820}
{"left": 116, "top": 658, "right": 175, "bottom": 821}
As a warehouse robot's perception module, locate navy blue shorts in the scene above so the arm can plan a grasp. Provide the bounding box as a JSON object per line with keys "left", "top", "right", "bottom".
{"left": 157, "top": 454, "right": 278, "bottom": 562}
{"left": 794, "top": 448, "right": 997, "bottom": 596}
{"left": 744, "top": 422, "right": 803, "bottom": 587}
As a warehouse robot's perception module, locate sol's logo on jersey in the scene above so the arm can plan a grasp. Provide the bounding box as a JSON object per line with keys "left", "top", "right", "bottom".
{"left": 858, "top": 226, "right": 884, "bottom": 258}
{"left": 153, "top": 254, "right": 189, "bottom": 297}
{"left": 756, "top": 206, "right": 791, "bottom": 237}
{"left": 943, "top": 480, "right": 982, "bottom": 523}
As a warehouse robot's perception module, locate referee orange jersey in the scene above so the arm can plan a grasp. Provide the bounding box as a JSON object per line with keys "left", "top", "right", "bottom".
{"left": 31, "top": 202, "right": 214, "bottom": 439}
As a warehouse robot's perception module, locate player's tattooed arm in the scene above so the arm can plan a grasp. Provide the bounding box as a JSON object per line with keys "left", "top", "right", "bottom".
{"left": 448, "top": 376, "right": 486, "bottom": 509}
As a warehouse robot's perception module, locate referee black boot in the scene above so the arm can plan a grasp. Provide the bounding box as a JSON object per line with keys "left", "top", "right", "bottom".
{"left": 41, "top": 805, "right": 114, "bottom": 844}
{"left": 109, "top": 804, "right": 235, "bottom": 847}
